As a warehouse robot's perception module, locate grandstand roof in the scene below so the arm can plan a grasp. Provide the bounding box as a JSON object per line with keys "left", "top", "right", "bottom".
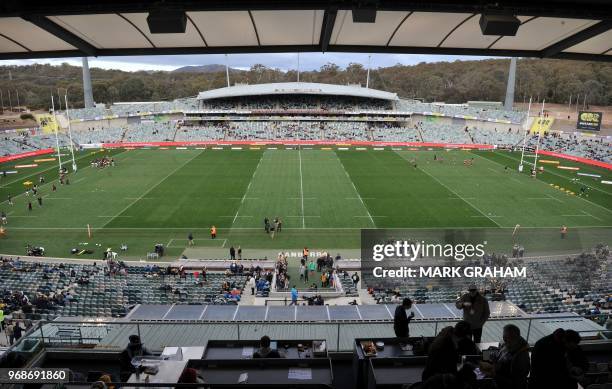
{"left": 196, "top": 82, "right": 397, "bottom": 101}
{"left": 0, "top": 1, "right": 610, "bottom": 61}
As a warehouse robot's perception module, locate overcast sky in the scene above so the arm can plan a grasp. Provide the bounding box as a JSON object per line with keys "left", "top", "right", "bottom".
{"left": 2, "top": 53, "right": 492, "bottom": 72}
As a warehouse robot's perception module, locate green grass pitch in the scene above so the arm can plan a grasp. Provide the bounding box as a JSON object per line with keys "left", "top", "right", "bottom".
{"left": 1, "top": 147, "right": 610, "bottom": 262}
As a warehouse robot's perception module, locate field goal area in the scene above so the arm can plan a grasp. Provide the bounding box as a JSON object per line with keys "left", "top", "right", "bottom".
{"left": 166, "top": 238, "right": 227, "bottom": 248}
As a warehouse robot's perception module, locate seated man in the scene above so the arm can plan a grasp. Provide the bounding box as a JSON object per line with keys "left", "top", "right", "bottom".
{"left": 120, "top": 335, "right": 153, "bottom": 376}
{"left": 481, "top": 324, "right": 530, "bottom": 389}
{"left": 454, "top": 320, "right": 479, "bottom": 357}
{"left": 253, "top": 336, "right": 281, "bottom": 358}
{"left": 127, "top": 335, "right": 151, "bottom": 358}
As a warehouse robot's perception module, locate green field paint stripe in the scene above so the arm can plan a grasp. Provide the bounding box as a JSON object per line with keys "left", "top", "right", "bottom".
{"left": 472, "top": 151, "right": 612, "bottom": 215}
{"left": 332, "top": 151, "right": 376, "bottom": 227}
{"left": 5, "top": 225, "right": 612, "bottom": 231}
{"left": 395, "top": 150, "right": 502, "bottom": 228}
{"left": 0, "top": 151, "right": 84, "bottom": 189}
{"left": 485, "top": 151, "right": 612, "bottom": 196}
{"left": 298, "top": 148, "right": 305, "bottom": 228}
{"left": 0, "top": 147, "right": 119, "bottom": 189}
{"left": 0, "top": 149, "right": 127, "bottom": 207}
{"left": 0, "top": 151, "right": 82, "bottom": 188}
{"left": 231, "top": 151, "right": 265, "bottom": 226}
{"left": 99, "top": 150, "right": 204, "bottom": 228}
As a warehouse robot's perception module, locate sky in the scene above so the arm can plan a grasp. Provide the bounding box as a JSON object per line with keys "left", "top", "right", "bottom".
{"left": 1, "top": 53, "right": 492, "bottom": 72}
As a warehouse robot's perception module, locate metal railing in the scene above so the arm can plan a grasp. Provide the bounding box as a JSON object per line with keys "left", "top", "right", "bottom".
{"left": 5, "top": 312, "right": 608, "bottom": 354}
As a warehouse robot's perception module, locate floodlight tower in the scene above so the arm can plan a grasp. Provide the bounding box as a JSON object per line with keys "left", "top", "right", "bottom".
{"left": 82, "top": 57, "right": 94, "bottom": 108}
{"left": 504, "top": 57, "right": 517, "bottom": 111}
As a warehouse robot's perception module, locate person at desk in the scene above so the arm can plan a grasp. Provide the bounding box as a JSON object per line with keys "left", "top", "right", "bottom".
{"left": 393, "top": 298, "right": 414, "bottom": 338}
{"left": 119, "top": 335, "right": 153, "bottom": 377}
{"left": 454, "top": 320, "right": 479, "bottom": 357}
{"left": 481, "top": 324, "right": 530, "bottom": 389}
{"left": 422, "top": 326, "right": 458, "bottom": 381}
{"left": 178, "top": 368, "right": 205, "bottom": 384}
{"left": 530, "top": 328, "right": 571, "bottom": 389}
{"left": 253, "top": 335, "right": 282, "bottom": 358}
{"left": 455, "top": 284, "right": 490, "bottom": 343}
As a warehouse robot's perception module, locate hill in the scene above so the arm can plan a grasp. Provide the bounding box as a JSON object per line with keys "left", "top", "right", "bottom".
{"left": 0, "top": 58, "right": 609, "bottom": 110}
{"left": 172, "top": 64, "right": 242, "bottom": 73}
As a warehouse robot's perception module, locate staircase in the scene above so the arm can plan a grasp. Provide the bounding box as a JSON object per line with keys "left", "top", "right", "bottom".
{"left": 465, "top": 127, "right": 476, "bottom": 143}
{"left": 119, "top": 128, "right": 129, "bottom": 142}
{"left": 171, "top": 125, "right": 180, "bottom": 141}
{"left": 415, "top": 125, "right": 425, "bottom": 142}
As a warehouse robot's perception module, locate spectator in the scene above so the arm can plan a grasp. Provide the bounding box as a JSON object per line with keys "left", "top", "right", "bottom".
{"left": 565, "top": 330, "right": 589, "bottom": 389}
{"left": 5, "top": 321, "right": 14, "bottom": 345}
{"left": 483, "top": 324, "right": 530, "bottom": 389}
{"left": 178, "top": 367, "right": 204, "bottom": 383}
{"left": 530, "top": 328, "right": 569, "bottom": 388}
{"left": 422, "top": 326, "right": 458, "bottom": 381}
{"left": 253, "top": 336, "right": 281, "bottom": 358}
{"left": 126, "top": 335, "right": 151, "bottom": 358}
{"left": 454, "top": 320, "right": 479, "bottom": 357}
{"left": 455, "top": 284, "right": 490, "bottom": 343}
{"left": 393, "top": 298, "right": 414, "bottom": 338}
{"left": 290, "top": 286, "right": 298, "bottom": 305}
{"left": 248, "top": 276, "right": 256, "bottom": 295}
{"left": 12, "top": 321, "right": 23, "bottom": 342}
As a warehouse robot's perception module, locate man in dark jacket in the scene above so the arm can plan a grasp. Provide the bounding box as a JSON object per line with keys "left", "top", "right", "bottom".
{"left": 253, "top": 336, "right": 281, "bottom": 358}
{"left": 485, "top": 324, "right": 530, "bottom": 389}
{"left": 422, "top": 326, "right": 458, "bottom": 381}
{"left": 530, "top": 328, "right": 568, "bottom": 388}
{"left": 454, "top": 320, "right": 479, "bottom": 357}
{"left": 393, "top": 298, "right": 414, "bottom": 338}
{"left": 565, "top": 330, "right": 589, "bottom": 389}
{"left": 455, "top": 284, "right": 490, "bottom": 343}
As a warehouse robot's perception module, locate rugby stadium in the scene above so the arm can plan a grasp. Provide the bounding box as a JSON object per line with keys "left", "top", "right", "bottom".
{"left": 0, "top": 1, "right": 610, "bottom": 388}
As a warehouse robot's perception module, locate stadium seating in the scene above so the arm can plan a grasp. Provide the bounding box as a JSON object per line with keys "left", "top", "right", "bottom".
{"left": 418, "top": 121, "right": 472, "bottom": 144}
{"left": 397, "top": 99, "right": 527, "bottom": 123}
{"left": 525, "top": 132, "right": 611, "bottom": 163}
{"left": 0, "top": 258, "right": 248, "bottom": 319}
{"left": 468, "top": 126, "right": 524, "bottom": 147}
{"left": 367, "top": 246, "right": 611, "bottom": 324}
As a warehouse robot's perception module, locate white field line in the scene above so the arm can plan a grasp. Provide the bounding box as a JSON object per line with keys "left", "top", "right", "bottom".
{"left": 166, "top": 238, "right": 227, "bottom": 248}
{"left": 581, "top": 210, "right": 603, "bottom": 221}
{"left": 547, "top": 194, "right": 564, "bottom": 203}
{"left": 473, "top": 152, "right": 612, "bottom": 215}
{"left": 0, "top": 149, "right": 128, "bottom": 207}
{"left": 298, "top": 148, "right": 305, "bottom": 229}
{"left": 232, "top": 153, "right": 264, "bottom": 226}
{"left": 6, "top": 225, "right": 612, "bottom": 231}
{"left": 100, "top": 151, "right": 202, "bottom": 228}
{"left": 0, "top": 155, "right": 80, "bottom": 188}
{"left": 333, "top": 153, "right": 375, "bottom": 227}
{"left": 396, "top": 152, "right": 501, "bottom": 227}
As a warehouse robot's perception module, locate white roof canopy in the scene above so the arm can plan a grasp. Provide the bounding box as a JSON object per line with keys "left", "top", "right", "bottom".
{"left": 0, "top": 1, "right": 610, "bottom": 61}
{"left": 197, "top": 82, "right": 397, "bottom": 101}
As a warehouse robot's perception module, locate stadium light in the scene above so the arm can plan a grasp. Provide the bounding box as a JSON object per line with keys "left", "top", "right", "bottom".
{"left": 147, "top": 9, "right": 187, "bottom": 34}
{"left": 352, "top": 1, "right": 377, "bottom": 23}
{"left": 479, "top": 14, "right": 520, "bottom": 36}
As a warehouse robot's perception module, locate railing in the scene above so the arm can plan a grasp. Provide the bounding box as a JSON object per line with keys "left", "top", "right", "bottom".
{"left": 6, "top": 313, "right": 609, "bottom": 354}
